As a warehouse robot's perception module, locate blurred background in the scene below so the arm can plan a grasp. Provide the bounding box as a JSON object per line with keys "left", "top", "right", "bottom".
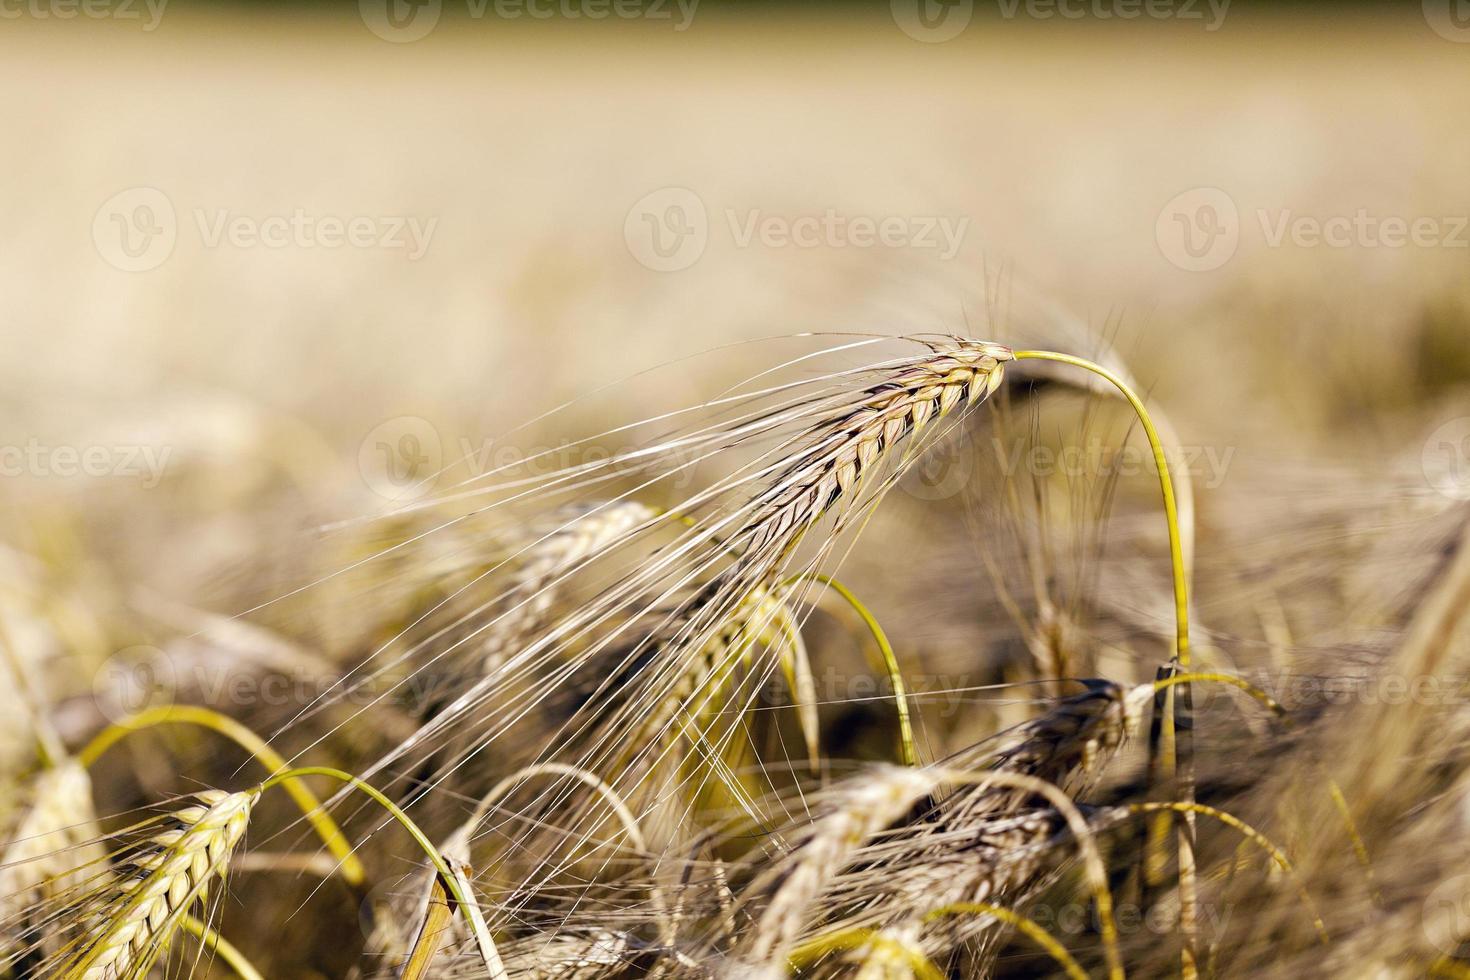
{"left": 3, "top": 0, "right": 1468, "bottom": 748}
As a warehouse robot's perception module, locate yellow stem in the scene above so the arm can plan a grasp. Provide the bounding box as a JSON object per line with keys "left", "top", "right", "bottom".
{"left": 1014, "top": 348, "right": 1197, "bottom": 972}
{"left": 789, "top": 927, "right": 944, "bottom": 980}
{"left": 181, "top": 914, "right": 265, "bottom": 980}
{"left": 257, "top": 766, "right": 507, "bottom": 979}
{"left": 924, "top": 902, "right": 1088, "bottom": 980}
{"left": 1012, "top": 350, "right": 1188, "bottom": 663}
{"left": 783, "top": 572, "right": 918, "bottom": 767}
{"left": 78, "top": 704, "right": 365, "bottom": 888}
{"left": 1127, "top": 801, "right": 1328, "bottom": 944}
{"left": 1153, "top": 672, "right": 1284, "bottom": 717}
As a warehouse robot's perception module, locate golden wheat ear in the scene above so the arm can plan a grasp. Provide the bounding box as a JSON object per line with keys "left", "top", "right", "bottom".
{"left": 0, "top": 761, "right": 108, "bottom": 967}
{"left": 57, "top": 789, "right": 256, "bottom": 980}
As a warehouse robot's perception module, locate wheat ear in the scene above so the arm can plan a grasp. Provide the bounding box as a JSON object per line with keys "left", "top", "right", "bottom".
{"left": 61, "top": 789, "right": 255, "bottom": 980}
{"left": 478, "top": 500, "right": 657, "bottom": 674}
{"left": 737, "top": 341, "right": 1011, "bottom": 566}
{"left": 1, "top": 761, "right": 107, "bottom": 960}
{"left": 736, "top": 764, "right": 940, "bottom": 968}
{"left": 583, "top": 341, "right": 1012, "bottom": 799}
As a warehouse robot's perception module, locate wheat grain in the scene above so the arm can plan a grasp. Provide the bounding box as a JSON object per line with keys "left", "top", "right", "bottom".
{"left": 478, "top": 501, "right": 658, "bottom": 675}
{"left": 59, "top": 789, "right": 255, "bottom": 980}
{"left": 735, "top": 341, "right": 1011, "bottom": 566}
{"left": 734, "top": 764, "right": 940, "bottom": 969}
{"left": 0, "top": 761, "right": 107, "bottom": 967}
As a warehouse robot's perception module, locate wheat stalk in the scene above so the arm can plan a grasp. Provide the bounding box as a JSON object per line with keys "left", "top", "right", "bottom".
{"left": 1, "top": 761, "right": 107, "bottom": 967}
{"left": 59, "top": 789, "right": 255, "bottom": 980}
{"left": 735, "top": 341, "right": 1011, "bottom": 566}
{"left": 477, "top": 500, "right": 658, "bottom": 675}
{"left": 565, "top": 342, "right": 1013, "bottom": 797}
{"left": 734, "top": 764, "right": 941, "bottom": 969}
{"left": 771, "top": 683, "right": 1153, "bottom": 975}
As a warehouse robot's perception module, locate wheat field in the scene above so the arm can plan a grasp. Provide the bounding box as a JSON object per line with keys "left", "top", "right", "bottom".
{"left": 2, "top": 4, "right": 1470, "bottom": 978}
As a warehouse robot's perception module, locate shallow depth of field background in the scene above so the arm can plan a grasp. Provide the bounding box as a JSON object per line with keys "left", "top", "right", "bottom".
{"left": 5, "top": 0, "right": 1470, "bottom": 742}
{"left": 2, "top": 3, "right": 1469, "bottom": 971}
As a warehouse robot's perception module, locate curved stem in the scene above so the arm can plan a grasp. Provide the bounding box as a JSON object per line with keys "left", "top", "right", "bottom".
{"left": 463, "top": 763, "right": 668, "bottom": 945}
{"left": 1127, "top": 801, "right": 1328, "bottom": 944}
{"left": 257, "top": 766, "right": 507, "bottom": 979}
{"left": 79, "top": 705, "right": 365, "bottom": 888}
{"left": 1012, "top": 350, "right": 1189, "bottom": 665}
{"left": 790, "top": 927, "right": 944, "bottom": 980}
{"left": 181, "top": 914, "right": 265, "bottom": 980}
{"left": 1153, "top": 672, "right": 1284, "bottom": 717}
{"left": 936, "top": 767, "right": 1123, "bottom": 980}
{"left": 1148, "top": 675, "right": 1378, "bottom": 897}
{"left": 924, "top": 902, "right": 1088, "bottom": 980}
{"left": 1014, "top": 348, "right": 1197, "bottom": 972}
{"left": 782, "top": 572, "right": 918, "bottom": 767}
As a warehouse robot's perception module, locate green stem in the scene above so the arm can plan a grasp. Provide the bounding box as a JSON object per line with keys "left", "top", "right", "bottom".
{"left": 181, "top": 914, "right": 265, "bottom": 980}
{"left": 256, "top": 766, "right": 507, "bottom": 979}
{"left": 924, "top": 903, "right": 1088, "bottom": 980}
{"left": 782, "top": 572, "right": 918, "bottom": 767}
{"left": 79, "top": 705, "right": 366, "bottom": 888}
{"left": 1013, "top": 348, "right": 1197, "bottom": 972}
{"left": 1012, "top": 350, "right": 1190, "bottom": 665}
